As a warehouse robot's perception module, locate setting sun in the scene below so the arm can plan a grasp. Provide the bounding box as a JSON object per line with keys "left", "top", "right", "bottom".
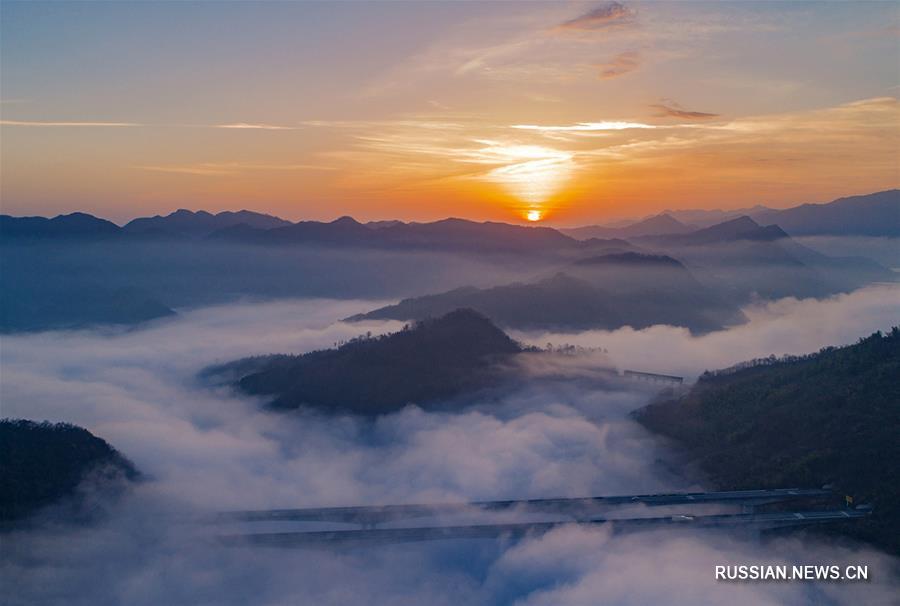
{"left": 525, "top": 209, "right": 543, "bottom": 222}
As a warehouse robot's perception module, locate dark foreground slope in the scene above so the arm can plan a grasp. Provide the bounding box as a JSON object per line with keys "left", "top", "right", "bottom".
{"left": 350, "top": 253, "right": 745, "bottom": 333}
{"left": 0, "top": 420, "right": 139, "bottom": 522}
{"left": 210, "top": 309, "right": 523, "bottom": 415}
{"left": 635, "top": 329, "right": 900, "bottom": 553}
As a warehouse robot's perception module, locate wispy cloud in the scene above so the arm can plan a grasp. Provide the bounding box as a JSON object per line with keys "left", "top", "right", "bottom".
{"left": 511, "top": 121, "right": 656, "bottom": 132}
{"left": 0, "top": 119, "right": 139, "bottom": 127}
{"left": 598, "top": 51, "right": 640, "bottom": 79}
{"left": 137, "top": 162, "right": 334, "bottom": 176}
{"left": 556, "top": 2, "right": 636, "bottom": 32}
{"left": 651, "top": 100, "right": 720, "bottom": 120}
{"left": 213, "top": 122, "right": 299, "bottom": 130}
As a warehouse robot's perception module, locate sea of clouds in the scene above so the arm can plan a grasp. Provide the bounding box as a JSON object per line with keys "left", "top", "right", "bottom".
{"left": 1, "top": 287, "right": 898, "bottom": 605}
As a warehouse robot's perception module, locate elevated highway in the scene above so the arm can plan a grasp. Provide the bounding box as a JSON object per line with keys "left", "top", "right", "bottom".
{"left": 215, "top": 488, "right": 868, "bottom": 547}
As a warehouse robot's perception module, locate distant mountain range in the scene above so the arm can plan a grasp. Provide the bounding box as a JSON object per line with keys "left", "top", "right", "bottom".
{"left": 636, "top": 327, "right": 900, "bottom": 554}
{"left": 3, "top": 190, "right": 897, "bottom": 244}
{"left": 209, "top": 216, "right": 619, "bottom": 255}
{"left": 562, "top": 213, "right": 694, "bottom": 240}
{"left": 205, "top": 309, "right": 524, "bottom": 415}
{"left": 574, "top": 190, "right": 899, "bottom": 237}
{"left": 0, "top": 212, "right": 120, "bottom": 238}
{"left": 636, "top": 216, "right": 896, "bottom": 301}
{"left": 1, "top": 190, "right": 895, "bottom": 331}
{"left": 349, "top": 253, "right": 746, "bottom": 334}
{"left": 750, "top": 190, "right": 900, "bottom": 237}
{"left": 123, "top": 209, "right": 291, "bottom": 237}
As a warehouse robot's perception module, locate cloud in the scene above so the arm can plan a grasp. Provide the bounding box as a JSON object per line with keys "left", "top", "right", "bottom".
{"left": 213, "top": 122, "right": 299, "bottom": 130}
{"left": 512, "top": 284, "right": 900, "bottom": 381}
{"left": 511, "top": 121, "right": 655, "bottom": 132}
{"left": 0, "top": 120, "right": 139, "bottom": 127}
{"left": 2, "top": 295, "right": 898, "bottom": 604}
{"left": 597, "top": 51, "right": 640, "bottom": 79}
{"left": 651, "top": 100, "right": 720, "bottom": 120}
{"left": 136, "top": 162, "right": 335, "bottom": 176}
{"left": 557, "top": 2, "right": 636, "bottom": 31}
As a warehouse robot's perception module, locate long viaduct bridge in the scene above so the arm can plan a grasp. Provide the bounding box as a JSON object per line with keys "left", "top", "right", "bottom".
{"left": 215, "top": 488, "right": 870, "bottom": 547}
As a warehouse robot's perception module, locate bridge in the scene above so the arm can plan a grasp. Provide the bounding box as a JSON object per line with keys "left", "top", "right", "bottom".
{"left": 622, "top": 370, "right": 684, "bottom": 385}
{"left": 215, "top": 488, "right": 869, "bottom": 547}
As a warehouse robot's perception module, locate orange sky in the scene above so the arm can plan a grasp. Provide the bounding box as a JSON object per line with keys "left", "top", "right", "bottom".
{"left": 1, "top": 2, "right": 898, "bottom": 225}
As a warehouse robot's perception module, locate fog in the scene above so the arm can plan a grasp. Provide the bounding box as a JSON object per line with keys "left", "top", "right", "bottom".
{"left": 513, "top": 283, "right": 900, "bottom": 380}
{"left": 794, "top": 236, "right": 900, "bottom": 269}
{"left": 1, "top": 295, "right": 898, "bottom": 604}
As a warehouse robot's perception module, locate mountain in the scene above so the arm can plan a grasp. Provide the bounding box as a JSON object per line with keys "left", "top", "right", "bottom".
{"left": 664, "top": 206, "right": 772, "bottom": 228}
{"left": 0, "top": 283, "right": 175, "bottom": 332}
{"left": 638, "top": 216, "right": 789, "bottom": 246}
{"left": 349, "top": 253, "right": 746, "bottom": 333}
{"left": 563, "top": 214, "right": 694, "bottom": 240}
{"left": 205, "top": 309, "right": 524, "bottom": 415}
{"left": 635, "top": 328, "right": 900, "bottom": 554}
{"left": 0, "top": 212, "right": 121, "bottom": 239}
{"left": 750, "top": 190, "right": 900, "bottom": 237}
{"left": 209, "top": 216, "right": 623, "bottom": 255}
{"left": 636, "top": 217, "right": 896, "bottom": 301}
{"left": 123, "top": 209, "right": 291, "bottom": 237}
{"left": 0, "top": 419, "right": 139, "bottom": 522}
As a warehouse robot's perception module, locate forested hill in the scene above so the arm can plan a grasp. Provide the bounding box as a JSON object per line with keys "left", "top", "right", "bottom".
{"left": 635, "top": 329, "right": 900, "bottom": 553}
{"left": 209, "top": 309, "right": 524, "bottom": 415}
{"left": 0, "top": 420, "right": 139, "bottom": 522}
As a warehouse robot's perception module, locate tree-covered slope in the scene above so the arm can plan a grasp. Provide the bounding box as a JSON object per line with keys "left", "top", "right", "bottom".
{"left": 635, "top": 329, "right": 900, "bottom": 553}
{"left": 0, "top": 420, "right": 139, "bottom": 522}
{"left": 211, "top": 309, "right": 524, "bottom": 415}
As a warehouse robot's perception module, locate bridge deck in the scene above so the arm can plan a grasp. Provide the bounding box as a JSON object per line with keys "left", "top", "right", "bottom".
{"left": 216, "top": 488, "right": 834, "bottom": 524}
{"left": 220, "top": 508, "right": 869, "bottom": 547}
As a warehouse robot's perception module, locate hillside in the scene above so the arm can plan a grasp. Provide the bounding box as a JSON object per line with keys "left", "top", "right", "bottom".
{"left": 208, "top": 309, "right": 524, "bottom": 415}
{"left": 635, "top": 329, "right": 900, "bottom": 553}
{"left": 638, "top": 216, "right": 789, "bottom": 246}
{"left": 349, "top": 253, "right": 745, "bottom": 333}
{"left": 0, "top": 282, "right": 175, "bottom": 332}
{"left": 751, "top": 189, "right": 900, "bottom": 237}
{"left": 0, "top": 420, "right": 139, "bottom": 522}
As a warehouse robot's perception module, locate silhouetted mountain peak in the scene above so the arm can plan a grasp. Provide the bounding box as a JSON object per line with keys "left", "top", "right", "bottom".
{"left": 645, "top": 215, "right": 789, "bottom": 245}
{"left": 123, "top": 208, "right": 291, "bottom": 237}
{"left": 0, "top": 212, "right": 120, "bottom": 238}
{"left": 331, "top": 215, "right": 362, "bottom": 226}
{"left": 750, "top": 189, "right": 900, "bottom": 236}
{"left": 209, "top": 309, "right": 522, "bottom": 415}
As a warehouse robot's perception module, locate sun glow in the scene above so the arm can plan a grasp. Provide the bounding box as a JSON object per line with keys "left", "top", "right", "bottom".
{"left": 525, "top": 209, "right": 543, "bottom": 222}
{"left": 475, "top": 143, "right": 574, "bottom": 205}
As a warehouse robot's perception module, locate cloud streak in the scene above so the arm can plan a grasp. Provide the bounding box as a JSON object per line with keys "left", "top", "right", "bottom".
{"left": 213, "top": 122, "right": 300, "bottom": 130}
{"left": 511, "top": 121, "right": 655, "bottom": 132}
{"left": 598, "top": 51, "right": 640, "bottom": 79}
{"left": 651, "top": 100, "right": 720, "bottom": 120}
{"left": 136, "top": 162, "right": 335, "bottom": 176}
{"left": 0, "top": 120, "right": 140, "bottom": 127}
{"left": 556, "top": 2, "right": 636, "bottom": 32}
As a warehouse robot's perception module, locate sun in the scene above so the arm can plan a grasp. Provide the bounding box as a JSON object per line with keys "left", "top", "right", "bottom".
{"left": 525, "top": 209, "right": 543, "bottom": 222}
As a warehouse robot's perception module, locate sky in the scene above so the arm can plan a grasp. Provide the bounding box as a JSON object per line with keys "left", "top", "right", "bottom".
{"left": 1, "top": 0, "right": 898, "bottom": 225}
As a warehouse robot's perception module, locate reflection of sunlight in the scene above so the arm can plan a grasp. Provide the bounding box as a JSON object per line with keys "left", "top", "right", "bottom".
{"left": 478, "top": 144, "right": 574, "bottom": 204}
